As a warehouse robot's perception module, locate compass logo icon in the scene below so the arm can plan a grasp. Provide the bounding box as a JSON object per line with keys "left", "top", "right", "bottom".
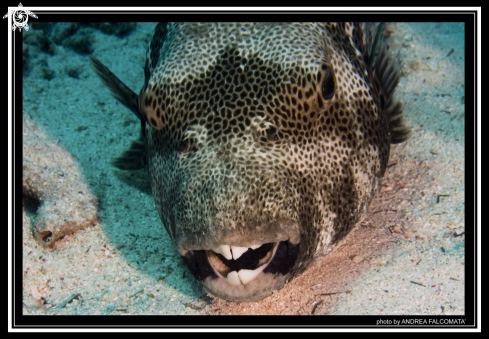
{"left": 3, "top": 3, "right": 38, "bottom": 32}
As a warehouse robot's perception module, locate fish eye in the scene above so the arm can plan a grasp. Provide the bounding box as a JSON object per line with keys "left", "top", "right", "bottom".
{"left": 321, "top": 69, "right": 336, "bottom": 101}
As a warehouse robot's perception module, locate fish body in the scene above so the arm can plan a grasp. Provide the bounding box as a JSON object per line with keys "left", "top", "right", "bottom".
{"left": 90, "top": 22, "right": 410, "bottom": 301}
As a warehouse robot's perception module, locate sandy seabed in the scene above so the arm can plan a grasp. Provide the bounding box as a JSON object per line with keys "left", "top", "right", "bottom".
{"left": 20, "top": 22, "right": 466, "bottom": 316}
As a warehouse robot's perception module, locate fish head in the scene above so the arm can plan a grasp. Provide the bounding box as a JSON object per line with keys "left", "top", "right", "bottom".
{"left": 112, "top": 23, "right": 408, "bottom": 302}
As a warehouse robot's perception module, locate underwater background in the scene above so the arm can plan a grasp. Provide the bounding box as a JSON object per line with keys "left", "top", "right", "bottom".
{"left": 21, "top": 22, "right": 465, "bottom": 315}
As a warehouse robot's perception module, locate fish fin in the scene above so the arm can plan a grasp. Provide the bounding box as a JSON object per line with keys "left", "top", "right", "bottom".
{"left": 90, "top": 56, "right": 148, "bottom": 170}
{"left": 111, "top": 131, "right": 146, "bottom": 170}
{"left": 365, "top": 22, "right": 386, "bottom": 70}
{"left": 89, "top": 56, "right": 144, "bottom": 123}
{"left": 368, "top": 24, "right": 412, "bottom": 144}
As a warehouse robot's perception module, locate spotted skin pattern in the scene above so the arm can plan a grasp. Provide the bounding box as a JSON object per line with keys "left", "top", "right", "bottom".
{"left": 93, "top": 22, "right": 410, "bottom": 301}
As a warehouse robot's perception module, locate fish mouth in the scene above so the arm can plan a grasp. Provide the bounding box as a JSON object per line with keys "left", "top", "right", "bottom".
{"left": 180, "top": 240, "right": 300, "bottom": 302}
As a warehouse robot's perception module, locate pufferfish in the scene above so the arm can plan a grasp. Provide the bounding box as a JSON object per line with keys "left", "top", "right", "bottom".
{"left": 90, "top": 22, "right": 411, "bottom": 302}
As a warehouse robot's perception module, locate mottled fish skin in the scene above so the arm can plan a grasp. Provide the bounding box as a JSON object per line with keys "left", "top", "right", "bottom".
{"left": 90, "top": 22, "right": 411, "bottom": 302}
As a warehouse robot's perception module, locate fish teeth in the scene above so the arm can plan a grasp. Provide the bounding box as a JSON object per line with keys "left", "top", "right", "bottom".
{"left": 225, "top": 271, "right": 241, "bottom": 286}
{"left": 211, "top": 245, "right": 232, "bottom": 260}
{"left": 212, "top": 244, "right": 262, "bottom": 260}
{"left": 210, "top": 244, "right": 278, "bottom": 285}
{"left": 224, "top": 264, "right": 267, "bottom": 286}
{"left": 230, "top": 245, "right": 249, "bottom": 260}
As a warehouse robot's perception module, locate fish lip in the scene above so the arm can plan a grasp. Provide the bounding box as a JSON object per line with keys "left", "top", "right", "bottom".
{"left": 176, "top": 217, "right": 301, "bottom": 254}
{"left": 179, "top": 239, "right": 300, "bottom": 301}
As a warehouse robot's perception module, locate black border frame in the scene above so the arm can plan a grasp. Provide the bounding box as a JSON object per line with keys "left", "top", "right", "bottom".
{"left": 10, "top": 7, "right": 478, "bottom": 330}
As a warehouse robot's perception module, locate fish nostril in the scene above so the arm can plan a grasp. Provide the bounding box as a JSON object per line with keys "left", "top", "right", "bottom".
{"left": 175, "top": 140, "right": 189, "bottom": 153}
{"left": 266, "top": 127, "right": 278, "bottom": 142}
